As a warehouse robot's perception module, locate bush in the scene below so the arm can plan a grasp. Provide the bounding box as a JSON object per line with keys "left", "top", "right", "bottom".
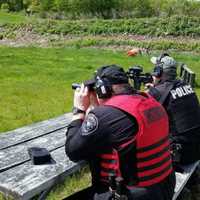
{"left": 1, "top": 3, "right": 10, "bottom": 12}
{"left": 2, "top": 15, "right": 200, "bottom": 37}
{"left": 29, "top": 16, "right": 200, "bottom": 37}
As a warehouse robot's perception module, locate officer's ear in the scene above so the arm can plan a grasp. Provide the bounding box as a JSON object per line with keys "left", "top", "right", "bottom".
{"left": 111, "top": 84, "right": 119, "bottom": 95}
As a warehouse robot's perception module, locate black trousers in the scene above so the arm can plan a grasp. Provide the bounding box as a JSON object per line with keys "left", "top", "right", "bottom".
{"left": 63, "top": 186, "right": 111, "bottom": 200}
{"left": 63, "top": 173, "right": 175, "bottom": 200}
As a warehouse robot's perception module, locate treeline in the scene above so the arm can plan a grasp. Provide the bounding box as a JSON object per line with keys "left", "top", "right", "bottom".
{"left": 0, "top": 0, "right": 200, "bottom": 19}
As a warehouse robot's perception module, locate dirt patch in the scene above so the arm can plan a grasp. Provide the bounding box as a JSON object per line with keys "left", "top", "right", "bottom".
{"left": 0, "top": 30, "right": 55, "bottom": 47}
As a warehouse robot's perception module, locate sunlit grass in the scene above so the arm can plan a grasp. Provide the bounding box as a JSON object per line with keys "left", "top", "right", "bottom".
{"left": 0, "top": 46, "right": 200, "bottom": 133}
{"left": 46, "top": 167, "right": 91, "bottom": 200}
{"left": 0, "top": 46, "right": 141, "bottom": 132}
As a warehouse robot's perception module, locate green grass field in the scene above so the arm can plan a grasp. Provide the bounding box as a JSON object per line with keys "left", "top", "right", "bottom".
{"left": 0, "top": 46, "right": 200, "bottom": 133}
{"left": 0, "top": 46, "right": 200, "bottom": 199}
{"left": 0, "top": 46, "right": 147, "bottom": 133}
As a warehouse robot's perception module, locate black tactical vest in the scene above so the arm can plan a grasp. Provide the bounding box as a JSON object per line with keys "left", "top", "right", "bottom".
{"left": 164, "top": 80, "right": 200, "bottom": 135}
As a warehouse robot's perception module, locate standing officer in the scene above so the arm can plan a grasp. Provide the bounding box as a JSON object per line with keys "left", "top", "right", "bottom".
{"left": 65, "top": 64, "right": 175, "bottom": 200}
{"left": 147, "top": 53, "right": 200, "bottom": 165}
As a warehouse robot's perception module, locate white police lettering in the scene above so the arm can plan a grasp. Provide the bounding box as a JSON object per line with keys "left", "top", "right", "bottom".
{"left": 170, "top": 85, "right": 194, "bottom": 99}
{"left": 170, "top": 90, "right": 177, "bottom": 99}
{"left": 180, "top": 87, "right": 187, "bottom": 96}
{"left": 81, "top": 113, "right": 98, "bottom": 135}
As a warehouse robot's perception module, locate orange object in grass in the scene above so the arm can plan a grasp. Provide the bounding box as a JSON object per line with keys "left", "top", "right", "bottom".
{"left": 127, "top": 48, "right": 140, "bottom": 56}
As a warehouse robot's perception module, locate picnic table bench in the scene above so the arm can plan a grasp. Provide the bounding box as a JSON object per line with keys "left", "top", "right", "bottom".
{"left": 0, "top": 113, "right": 199, "bottom": 200}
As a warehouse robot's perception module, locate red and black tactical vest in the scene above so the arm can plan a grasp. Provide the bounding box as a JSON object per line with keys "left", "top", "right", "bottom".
{"left": 99, "top": 93, "right": 172, "bottom": 187}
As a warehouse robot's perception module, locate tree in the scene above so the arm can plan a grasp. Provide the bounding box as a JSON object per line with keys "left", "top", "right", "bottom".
{"left": 8, "top": 0, "right": 23, "bottom": 11}
{"left": 78, "top": 0, "right": 120, "bottom": 19}
{"left": 54, "top": 0, "right": 69, "bottom": 13}
{"left": 23, "top": 0, "right": 31, "bottom": 9}
{"left": 1, "top": 3, "right": 9, "bottom": 12}
{"left": 40, "top": 0, "right": 54, "bottom": 11}
{"left": 29, "top": 0, "right": 40, "bottom": 13}
{"left": 131, "top": 0, "right": 153, "bottom": 17}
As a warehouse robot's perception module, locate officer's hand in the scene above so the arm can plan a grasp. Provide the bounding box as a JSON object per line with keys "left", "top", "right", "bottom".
{"left": 90, "top": 92, "right": 99, "bottom": 107}
{"left": 86, "top": 92, "right": 99, "bottom": 114}
{"left": 145, "top": 83, "right": 154, "bottom": 91}
{"left": 74, "top": 84, "right": 90, "bottom": 112}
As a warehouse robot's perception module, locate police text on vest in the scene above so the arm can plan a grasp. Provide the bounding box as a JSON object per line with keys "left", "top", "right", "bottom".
{"left": 170, "top": 85, "right": 194, "bottom": 99}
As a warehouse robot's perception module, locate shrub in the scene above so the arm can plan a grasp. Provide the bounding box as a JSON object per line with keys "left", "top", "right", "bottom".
{"left": 29, "top": 16, "right": 200, "bottom": 37}
{"left": 1, "top": 3, "right": 10, "bottom": 12}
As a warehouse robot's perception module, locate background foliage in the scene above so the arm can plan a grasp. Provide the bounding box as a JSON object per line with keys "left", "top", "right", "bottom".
{"left": 0, "top": 14, "right": 200, "bottom": 38}
{"left": 0, "top": 0, "right": 200, "bottom": 18}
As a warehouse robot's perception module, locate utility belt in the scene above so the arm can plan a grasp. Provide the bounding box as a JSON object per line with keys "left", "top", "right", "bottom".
{"left": 109, "top": 175, "right": 128, "bottom": 200}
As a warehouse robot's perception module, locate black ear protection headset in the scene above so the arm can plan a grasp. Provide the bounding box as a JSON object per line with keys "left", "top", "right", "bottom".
{"left": 95, "top": 76, "right": 112, "bottom": 99}
{"left": 153, "top": 65, "right": 163, "bottom": 78}
{"left": 153, "top": 53, "right": 169, "bottom": 78}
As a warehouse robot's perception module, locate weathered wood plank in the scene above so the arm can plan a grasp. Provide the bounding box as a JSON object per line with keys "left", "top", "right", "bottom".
{"left": 0, "top": 147, "right": 87, "bottom": 200}
{"left": 0, "top": 128, "right": 67, "bottom": 172}
{"left": 0, "top": 113, "right": 72, "bottom": 150}
{"left": 173, "top": 161, "right": 199, "bottom": 200}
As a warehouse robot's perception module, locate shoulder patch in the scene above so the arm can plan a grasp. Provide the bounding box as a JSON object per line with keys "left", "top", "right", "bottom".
{"left": 81, "top": 113, "right": 98, "bottom": 136}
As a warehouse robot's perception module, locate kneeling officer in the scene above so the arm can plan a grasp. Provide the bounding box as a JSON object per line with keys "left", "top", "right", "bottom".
{"left": 65, "top": 64, "right": 175, "bottom": 200}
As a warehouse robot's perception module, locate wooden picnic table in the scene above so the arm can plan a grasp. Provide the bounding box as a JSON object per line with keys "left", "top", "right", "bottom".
{"left": 0, "top": 113, "right": 86, "bottom": 200}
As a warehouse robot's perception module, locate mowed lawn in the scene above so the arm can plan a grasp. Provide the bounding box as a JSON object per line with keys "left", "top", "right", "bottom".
{"left": 0, "top": 46, "right": 150, "bottom": 133}
{"left": 0, "top": 47, "right": 200, "bottom": 133}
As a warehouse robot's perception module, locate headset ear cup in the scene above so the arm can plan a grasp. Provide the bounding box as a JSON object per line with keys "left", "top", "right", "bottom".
{"left": 99, "top": 85, "right": 112, "bottom": 99}
{"left": 152, "top": 53, "right": 168, "bottom": 78}
{"left": 158, "top": 66, "right": 163, "bottom": 77}
{"left": 95, "top": 78, "right": 112, "bottom": 99}
{"left": 153, "top": 65, "right": 163, "bottom": 78}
